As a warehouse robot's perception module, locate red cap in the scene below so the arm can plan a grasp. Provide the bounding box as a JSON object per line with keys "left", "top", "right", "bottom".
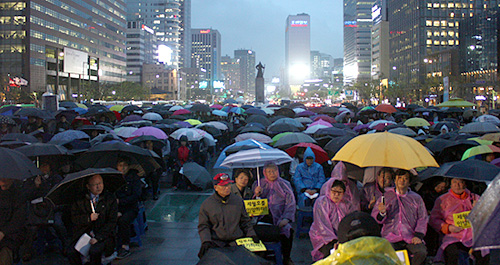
{"left": 213, "top": 173, "right": 234, "bottom": 186}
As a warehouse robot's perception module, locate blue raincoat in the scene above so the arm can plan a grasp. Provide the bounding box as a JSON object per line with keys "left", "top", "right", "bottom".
{"left": 294, "top": 147, "right": 326, "bottom": 207}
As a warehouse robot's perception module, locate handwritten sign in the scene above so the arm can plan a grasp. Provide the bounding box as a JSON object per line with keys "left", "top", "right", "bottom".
{"left": 236, "top": 237, "right": 267, "bottom": 252}
{"left": 396, "top": 250, "right": 410, "bottom": 265}
{"left": 244, "top": 199, "right": 269, "bottom": 217}
{"left": 453, "top": 211, "right": 472, "bottom": 229}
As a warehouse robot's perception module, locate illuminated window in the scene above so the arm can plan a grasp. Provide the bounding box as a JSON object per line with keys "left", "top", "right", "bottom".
{"left": 441, "top": 31, "right": 447, "bottom": 37}
{"left": 449, "top": 40, "right": 454, "bottom": 45}
{"left": 449, "top": 22, "right": 454, "bottom": 27}
{"left": 427, "top": 39, "right": 432, "bottom": 45}
{"left": 426, "top": 20, "right": 432, "bottom": 26}
{"left": 449, "top": 31, "right": 454, "bottom": 37}
{"left": 450, "top": 12, "right": 454, "bottom": 18}
{"left": 448, "top": 3, "right": 454, "bottom": 8}
{"left": 434, "top": 40, "right": 440, "bottom": 45}
{"left": 434, "top": 31, "right": 440, "bottom": 36}
{"left": 434, "top": 21, "right": 440, "bottom": 27}
{"left": 427, "top": 31, "right": 432, "bottom": 37}
{"left": 441, "top": 20, "right": 447, "bottom": 26}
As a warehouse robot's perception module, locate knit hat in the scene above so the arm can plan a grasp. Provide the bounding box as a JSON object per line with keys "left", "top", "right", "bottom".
{"left": 337, "top": 211, "right": 381, "bottom": 243}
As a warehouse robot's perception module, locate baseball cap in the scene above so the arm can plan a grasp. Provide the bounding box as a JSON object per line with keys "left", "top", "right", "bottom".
{"left": 213, "top": 173, "right": 234, "bottom": 186}
{"left": 337, "top": 211, "right": 381, "bottom": 243}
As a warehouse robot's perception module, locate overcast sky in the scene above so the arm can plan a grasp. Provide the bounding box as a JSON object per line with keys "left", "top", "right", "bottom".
{"left": 191, "top": 0, "right": 344, "bottom": 79}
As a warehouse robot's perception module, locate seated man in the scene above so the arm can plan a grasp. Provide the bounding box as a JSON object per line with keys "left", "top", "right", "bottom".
{"left": 0, "top": 178, "right": 26, "bottom": 265}
{"left": 372, "top": 169, "right": 428, "bottom": 265}
{"left": 198, "top": 173, "right": 258, "bottom": 259}
{"left": 361, "top": 167, "right": 394, "bottom": 212}
{"left": 254, "top": 163, "right": 296, "bottom": 265}
{"left": 293, "top": 147, "right": 325, "bottom": 208}
{"left": 66, "top": 174, "right": 118, "bottom": 265}
{"left": 430, "top": 178, "right": 489, "bottom": 265}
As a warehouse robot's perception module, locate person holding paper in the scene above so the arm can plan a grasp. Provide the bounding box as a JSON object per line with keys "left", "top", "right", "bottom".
{"left": 198, "top": 173, "right": 258, "bottom": 259}
{"left": 293, "top": 147, "right": 325, "bottom": 208}
{"left": 372, "top": 169, "right": 428, "bottom": 265}
{"left": 309, "top": 180, "right": 356, "bottom": 261}
{"left": 361, "top": 167, "right": 394, "bottom": 212}
{"left": 429, "top": 178, "right": 489, "bottom": 264}
{"left": 66, "top": 174, "right": 118, "bottom": 265}
{"left": 0, "top": 178, "right": 26, "bottom": 265}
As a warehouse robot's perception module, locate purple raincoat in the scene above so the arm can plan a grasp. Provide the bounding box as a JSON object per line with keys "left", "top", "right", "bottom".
{"left": 309, "top": 191, "right": 356, "bottom": 261}
{"left": 429, "top": 189, "right": 486, "bottom": 261}
{"left": 252, "top": 177, "right": 296, "bottom": 238}
{"left": 371, "top": 187, "right": 428, "bottom": 244}
{"left": 320, "top": 162, "right": 361, "bottom": 211}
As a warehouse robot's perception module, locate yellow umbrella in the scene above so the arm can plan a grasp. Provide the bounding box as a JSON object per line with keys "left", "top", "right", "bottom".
{"left": 76, "top": 103, "right": 88, "bottom": 109}
{"left": 404, "top": 117, "right": 431, "bottom": 127}
{"left": 332, "top": 132, "right": 439, "bottom": 170}
{"left": 110, "top": 105, "right": 125, "bottom": 112}
{"left": 481, "top": 133, "right": 500, "bottom": 142}
{"left": 184, "top": 119, "right": 202, "bottom": 126}
{"left": 435, "top": 98, "right": 476, "bottom": 108}
{"left": 468, "top": 137, "right": 493, "bottom": 146}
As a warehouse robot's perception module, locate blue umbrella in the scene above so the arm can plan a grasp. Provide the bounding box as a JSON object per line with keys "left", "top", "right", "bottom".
{"left": 229, "top": 107, "right": 244, "bottom": 115}
{"left": 212, "top": 109, "right": 228, "bottom": 117}
{"left": 214, "top": 139, "right": 272, "bottom": 168}
{"left": 73, "top": 107, "right": 88, "bottom": 115}
{"left": 49, "top": 130, "right": 90, "bottom": 145}
{"left": 245, "top": 108, "right": 266, "bottom": 116}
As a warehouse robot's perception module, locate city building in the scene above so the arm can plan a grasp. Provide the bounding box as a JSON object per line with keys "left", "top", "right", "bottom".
{"left": 220, "top": 55, "right": 241, "bottom": 94}
{"left": 371, "top": 0, "right": 390, "bottom": 81}
{"left": 388, "top": 0, "right": 500, "bottom": 99}
{"left": 179, "top": 0, "right": 191, "bottom": 68}
{"left": 126, "top": 22, "right": 158, "bottom": 83}
{"left": 285, "top": 13, "right": 311, "bottom": 89}
{"left": 0, "top": 0, "right": 127, "bottom": 100}
{"left": 234, "top": 49, "right": 256, "bottom": 95}
{"left": 142, "top": 63, "right": 183, "bottom": 100}
{"left": 191, "top": 28, "right": 221, "bottom": 95}
{"left": 343, "top": 0, "right": 373, "bottom": 86}
{"left": 311, "top": 51, "right": 334, "bottom": 79}
{"left": 181, "top": 67, "right": 205, "bottom": 100}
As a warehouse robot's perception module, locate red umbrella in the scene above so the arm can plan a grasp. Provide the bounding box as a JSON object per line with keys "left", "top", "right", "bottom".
{"left": 71, "top": 117, "right": 92, "bottom": 126}
{"left": 112, "top": 110, "right": 121, "bottom": 121}
{"left": 172, "top": 109, "right": 191, "bottom": 115}
{"left": 375, "top": 104, "right": 397, "bottom": 114}
{"left": 285, "top": 143, "right": 329, "bottom": 164}
{"left": 210, "top": 104, "right": 223, "bottom": 110}
{"left": 313, "top": 115, "right": 336, "bottom": 124}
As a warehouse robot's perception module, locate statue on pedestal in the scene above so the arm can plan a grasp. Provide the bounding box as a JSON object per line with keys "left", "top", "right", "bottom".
{"left": 256, "top": 62, "right": 265, "bottom": 78}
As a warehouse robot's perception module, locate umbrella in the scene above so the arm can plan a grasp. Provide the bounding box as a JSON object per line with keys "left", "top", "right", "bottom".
{"left": 296, "top": 110, "right": 315, "bottom": 117}
{"left": 274, "top": 107, "right": 295, "bottom": 118}
{"left": 214, "top": 139, "right": 273, "bottom": 168}
{"left": 0, "top": 141, "right": 30, "bottom": 149}
{"left": 430, "top": 159, "right": 500, "bottom": 182}
{"left": 229, "top": 107, "right": 245, "bottom": 115}
{"left": 16, "top": 143, "right": 70, "bottom": 158}
{"left": 220, "top": 148, "right": 292, "bottom": 168}
{"left": 185, "top": 119, "right": 202, "bottom": 126}
{"left": 293, "top": 107, "right": 306, "bottom": 113}
{"left": 369, "top": 120, "right": 397, "bottom": 129}
{"left": 241, "top": 104, "right": 254, "bottom": 109}
{"left": 113, "top": 127, "right": 138, "bottom": 138}
{"left": 235, "top": 133, "right": 272, "bottom": 144}
{"left": 481, "top": 133, "right": 500, "bottom": 142}
{"left": 142, "top": 112, "right": 163, "bottom": 121}
{"left": 197, "top": 246, "right": 272, "bottom": 265}
{"left": 273, "top": 132, "right": 316, "bottom": 148}
{"left": 120, "top": 114, "right": 143, "bottom": 123}
{"left": 46, "top": 168, "right": 125, "bottom": 206}
{"left": 477, "top": 114, "right": 500, "bottom": 126}
{"left": 59, "top": 101, "right": 78, "bottom": 109}
{"left": 212, "top": 109, "right": 228, "bottom": 117}
{"left": 223, "top": 98, "right": 238, "bottom": 104}
{"left": 204, "top": 121, "right": 229, "bottom": 131}
{"left": 286, "top": 143, "right": 328, "bottom": 164}
{"left": 324, "top": 135, "right": 355, "bottom": 156}
{"left": 172, "top": 109, "right": 191, "bottom": 115}
{"left": 170, "top": 128, "right": 209, "bottom": 141}
{"left": 246, "top": 115, "right": 270, "bottom": 127}
{"left": 180, "top": 162, "right": 212, "bottom": 189}
{"left": 1, "top": 133, "right": 39, "bottom": 143}
{"left": 109, "top": 105, "right": 125, "bottom": 112}
{"left": 132, "top": 126, "right": 168, "bottom": 140}
{"left": 271, "top": 117, "right": 304, "bottom": 128}
{"left": 313, "top": 115, "right": 336, "bottom": 124}
{"left": 314, "top": 127, "right": 356, "bottom": 138}
{"left": 468, "top": 137, "right": 493, "bottom": 146}
{"left": 128, "top": 135, "right": 166, "bottom": 149}
{"left": 430, "top": 121, "right": 460, "bottom": 133}
{"left": 436, "top": 98, "right": 476, "bottom": 107}
{"left": 49, "top": 130, "right": 90, "bottom": 145}
{"left": 332, "top": 132, "right": 439, "bottom": 170}
{"left": 260, "top": 108, "right": 274, "bottom": 115}
{"left": 173, "top": 121, "right": 192, "bottom": 128}
{"left": 267, "top": 123, "right": 301, "bottom": 134}
{"left": 461, "top": 145, "right": 500, "bottom": 160}
{"left": 295, "top": 117, "right": 313, "bottom": 125}
{"left": 245, "top": 108, "right": 266, "bottom": 116}
{"left": 78, "top": 124, "right": 112, "bottom": 135}
{"left": 468, "top": 172, "right": 500, "bottom": 249}
{"left": 304, "top": 124, "right": 330, "bottom": 134}
{"left": 15, "top": 108, "right": 54, "bottom": 119}
{"left": 0, "top": 115, "right": 16, "bottom": 125}
{"left": 460, "top": 122, "right": 500, "bottom": 135}
{"left": 196, "top": 124, "right": 222, "bottom": 137}
{"left": 375, "top": 104, "right": 397, "bottom": 114}
{"left": 210, "top": 104, "right": 223, "bottom": 110}
{"left": 358, "top": 106, "right": 378, "bottom": 116}
{"left": 90, "top": 133, "right": 123, "bottom": 146}
{"left": 404, "top": 118, "right": 431, "bottom": 127}
{"left": 388, "top": 127, "right": 417, "bottom": 137}
{"left": 0, "top": 147, "right": 41, "bottom": 180}
{"left": 84, "top": 106, "right": 116, "bottom": 121}
{"left": 309, "top": 119, "right": 333, "bottom": 128}
{"left": 169, "top": 105, "right": 184, "bottom": 111}
{"left": 190, "top": 104, "right": 211, "bottom": 113}
{"left": 320, "top": 106, "right": 339, "bottom": 115}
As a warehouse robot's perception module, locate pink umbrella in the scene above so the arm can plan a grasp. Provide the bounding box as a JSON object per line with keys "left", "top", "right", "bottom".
{"left": 132, "top": 126, "right": 168, "bottom": 139}
{"left": 172, "top": 109, "right": 191, "bottom": 115}
{"left": 309, "top": 119, "right": 333, "bottom": 128}
{"left": 210, "top": 104, "right": 223, "bottom": 110}
{"left": 313, "top": 115, "right": 336, "bottom": 124}
{"left": 235, "top": 133, "right": 272, "bottom": 144}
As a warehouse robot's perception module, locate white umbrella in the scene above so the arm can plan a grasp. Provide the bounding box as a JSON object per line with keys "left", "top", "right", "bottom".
{"left": 142, "top": 112, "right": 163, "bottom": 121}
{"left": 293, "top": 107, "right": 306, "bottom": 113}
{"left": 235, "top": 133, "right": 272, "bottom": 144}
{"left": 477, "top": 115, "right": 500, "bottom": 126}
{"left": 169, "top": 105, "right": 184, "bottom": 111}
{"left": 304, "top": 124, "right": 330, "bottom": 134}
{"left": 204, "top": 121, "right": 229, "bottom": 131}
{"left": 261, "top": 108, "right": 275, "bottom": 115}
{"left": 113, "top": 127, "right": 138, "bottom": 138}
{"left": 170, "top": 128, "right": 206, "bottom": 141}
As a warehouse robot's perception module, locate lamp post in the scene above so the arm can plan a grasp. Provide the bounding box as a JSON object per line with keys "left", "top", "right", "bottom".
{"left": 79, "top": 62, "right": 88, "bottom": 103}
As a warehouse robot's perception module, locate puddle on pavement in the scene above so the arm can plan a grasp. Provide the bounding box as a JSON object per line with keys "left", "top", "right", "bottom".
{"left": 147, "top": 193, "right": 210, "bottom": 223}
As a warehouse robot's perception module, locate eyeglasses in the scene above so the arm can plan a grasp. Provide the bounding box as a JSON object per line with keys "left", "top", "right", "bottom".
{"left": 331, "top": 190, "right": 344, "bottom": 195}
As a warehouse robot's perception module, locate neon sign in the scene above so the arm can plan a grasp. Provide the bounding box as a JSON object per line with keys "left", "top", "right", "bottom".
{"left": 291, "top": 20, "right": 308, "bottom": 27}
{"left": 200, "top": 29, "right": 211, "bottom": 34}
{"left": 141, "top": 24, "right": 154, "bottom": 34}
{"left": 344, "top": 21, "right": 357, "bottom": 27}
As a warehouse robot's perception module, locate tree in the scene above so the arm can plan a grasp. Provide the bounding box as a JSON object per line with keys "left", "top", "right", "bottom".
{"left": 106, "top": 82, "right": 150, "bottom": 101}
{"left": 353, "top": 80, "right": 378, "bottom": 102}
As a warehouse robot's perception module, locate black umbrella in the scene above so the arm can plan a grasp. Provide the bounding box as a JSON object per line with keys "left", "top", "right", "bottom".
{"left": 0, "top": 115, "right": 16, "bottom": 125}
{"left": 314, "top": 127, "right": 356, "bottom": 138}
{"left": 84, "top": 106, "right": 116, "bottom": 122}
{"left": 0, "top": 140, "right": 30, "bottom": 149}
{"left": 320, "top": 106, "right": 339, "bottom": 115}
{"left": 429, "top": 159, "right": 500, "bottom": 182}
{"left": 78, "top": 124, "right": 112, "bottom": 135}
{"left": 324, "top": 135, "right": 355, "bottom": 156}
{"left": 14, "top": 108, "right": 54, "bottom": 119}
{"left": 54, "top": 110, "right": 78, "bottom": 123}
{"left": 245, "top": 108, "right": 267, "bottom": 116}
{"left": 197, "top": 246, "right": 272, "bottom": 265}
{"left": 0, "top": 147, "right": 41, "bottom": 180}
{"left": 129, "top": 135, "right": 166, "bottom": 149}
{"left": 273, "top": 132, "right": 316, "bottom": 149}
{"left": 59, "top": 101, "right": 78, "bottom": 109}
{"left": 274, "top": 108, "right": 295, "bottom": 118}
{"left": 430, "top": 121, "right": 460, "bottom": 133}
{"left": 267, "top": 123, "right": 301, "bottom": 135}
{"left": 240, "top": 126, "right": 267, "bottom": 134}
{"left": 196, "top": 124, "right": 222, "bottom": 137}
{"left": 90, "top": 133, "right": 124, "bottom": 146}
{"left": 122, "top": 105, "right": 143, "bottom": 114}
{"left": 157, "top": 118, "right": 179, "bottom": 125}
{"left": 190, "top": 104, "right": 211, "bottom": 113}
{"left": 246, "top": 115, "right": 270, "bottom": 127}
{"left": 1, "top": 133, "right": 39, "bottom": 143}
{"left": 16, "top": 143, "right": 71, "bottom": 158}
{"left": 425, "top": 139, "right": 455, "bottom": 154}
{"left": 181, "top": 162, "right": 212, "bottom": 189}
{"left": 45, "top": 168, "right": 125, "bottom": 206}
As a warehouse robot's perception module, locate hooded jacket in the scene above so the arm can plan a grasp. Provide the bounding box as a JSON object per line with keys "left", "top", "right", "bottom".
{"left": 321, "top": 162, "right": 362, "bottom": 211}
{"left": 294, "top": 147, "right": 326, "bottom": 192}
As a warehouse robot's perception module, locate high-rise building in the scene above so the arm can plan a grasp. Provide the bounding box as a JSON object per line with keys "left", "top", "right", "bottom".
{"left": 285, "top": 13, "right": 311, "bottom": 88}
{"left": 234, "top": 49, "right": 256, "bottom": 94}
{"left": 311, "top": 51, "right": 334, "bottom": 79}
{"left": 0, "top": 0, "right": 127, "bottom": 100}
{"left": 179, "top": 0, "right": 191, "bottom": 68}
{"left": 221, "top": 55, "right": 241, "bottom": 93}
{"left": 343, "top": 0, "right": 374, "bottom": 86}
{"left": 388, "top": 0, "right": 500, "bottom": 98}
{"left": 371, "top": 0, "right": 390, "bottom": 81}
{"left": 126, "top": 22, "right": 158, "bottom": 83}
{"left": 191, "top": 28, "right": 221, "bottom": 91}
{"left": 142, "top": 63, "right": 182, "bottom": 99}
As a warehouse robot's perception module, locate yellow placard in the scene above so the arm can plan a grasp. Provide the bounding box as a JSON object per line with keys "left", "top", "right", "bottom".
{"left": 453, "top": 211, "right": 472, "bottom": 229}
{"left": 236, "top": 237, "right": 267, "bottom": 252}
{"left": 244, "top": 199, "right": 269, "bottom": 217}
{"left": 396, "top": 250, "right": 410, "bottom": 265}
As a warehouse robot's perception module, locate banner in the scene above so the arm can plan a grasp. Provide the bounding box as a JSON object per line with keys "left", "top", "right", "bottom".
{"left": 236, "top": 237, "right": 266, "bottom": 252}
{"left": 453, "top": 211, "right": 472, "bottom": 229}
{"left": 244, "top": 199, "right": 269, "bottom": 217}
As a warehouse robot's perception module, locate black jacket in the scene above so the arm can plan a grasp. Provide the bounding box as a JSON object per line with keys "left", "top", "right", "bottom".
{"left": 115, "top": 169, "right": 141, "bottom": 213}
{"left": 0, "top": 185, "right": 26, "bottom": 250}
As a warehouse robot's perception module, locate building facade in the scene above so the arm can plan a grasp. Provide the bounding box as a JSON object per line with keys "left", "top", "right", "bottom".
{"left": 311, "top": 51, "right": 334, "bottom": 79}
{"left": 142, "top": 63, "right": 182, "bottom": 99}
{"left": 234, "top": 49, "right": 256, "bottom": 95}
{"left": 178, "top": 0, "right": 191, "bottom": 69}
{"left": 285, "top": 13, "right": 311, "bottom": 88}
{"left": 0, "top": 0, "right": 127, "bottom": 101}
{"left": 191, "top": 28, "right": 221, "bottom": 93}
{"left": 371, "top": 0, "right": 390, "bottom": 81}
{"left": 126, "top": 22, "right": 158, "bottom": 83}
{"left": 220, "top": 55, "right": 241, "bottom": 93}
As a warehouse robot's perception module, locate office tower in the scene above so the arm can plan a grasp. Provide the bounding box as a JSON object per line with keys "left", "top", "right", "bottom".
{"left": 371, "top": 0, "right": 389, "bottom": 81}
{"left": 126, "top": 22, "right": 158, "bottom": 83}
{"left": 344, "top": 0, "right": 374, "bottom": 85}
{"left": 285, "top": 13, "right": 311, "bottom": 89}
{"left": 221, "top": 55, "right": 241, "bottom": 93}
{"left": 311, "top": 51, "right": 334, "bottom": 79}
{"left": 388, "top": 0, "right": 500, "bottom": 97}
{"left": 142, "top": 64, "right": 183, "bottom": 100}
{"left": 179, "top": 0, "right": 191, "bottom": 68}
{"left": 0, "top": 0, "right": 127, "bottom": 100}
{"left": 191, "top": 28, "right": 221, "bottom": 90}
{"left": 234, "top": 49, "right": 256, "bottom": 94}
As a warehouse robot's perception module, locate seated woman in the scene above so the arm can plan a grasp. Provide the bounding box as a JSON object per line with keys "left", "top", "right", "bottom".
{"left": 310, "top": 180, "right": 356, "bottom": 261}
{"left": 231, "top": 169, "right": 254, "bottom": 200}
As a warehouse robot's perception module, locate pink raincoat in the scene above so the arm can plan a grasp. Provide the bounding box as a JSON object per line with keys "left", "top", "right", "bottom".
{"left": 252, "top": 177, "right": 296, "bottom": 238}
{"left": 361, "top": 182, "right": 385, "bottom": 211}
{"left": 309, "top": 190, "right": 356, "bottom": 261}
{"left": 429, "top": 189, "right": 486, "bottom": 261}
{"left": 371, "top": 187, "right": 428, "bottom": 244}
{"left": 320, "top": 162, "right": 361, "bottom": 211}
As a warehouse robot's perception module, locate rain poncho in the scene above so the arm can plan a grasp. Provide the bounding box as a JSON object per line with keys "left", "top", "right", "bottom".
{"left": 313, "top": 236, "right": 402, "bottom": 265}
{"left": 371, "top": 187, "right": 428, "bottom": 244}
{"left": 429, "top": 189, "right": 487, "bottom": 261}
{"left": 309, "top": 187, "right": 356, "bottom": 261}
{"left": 252, "top": 176, "right": 296, "bottom": 238}
{"left": 294, "top": 147, "right": 326, "bottom": 207}
{"left": 361, "top": 181, "right": 385, "bottom": 212}
{"left": 321, "top": 162, "right": 361, "bottom": 211}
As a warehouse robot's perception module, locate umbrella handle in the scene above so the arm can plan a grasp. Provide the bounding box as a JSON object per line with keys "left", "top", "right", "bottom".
{"left": 257, "top": 167, "right": 260, "bottom": 187}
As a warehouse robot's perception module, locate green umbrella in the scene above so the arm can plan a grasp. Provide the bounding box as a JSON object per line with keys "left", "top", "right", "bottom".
{"left": 436, "top": 98, "right": 476, "bottom": 108}
{"left": 271, "top": 132, "right": 292, "bottom": 145}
